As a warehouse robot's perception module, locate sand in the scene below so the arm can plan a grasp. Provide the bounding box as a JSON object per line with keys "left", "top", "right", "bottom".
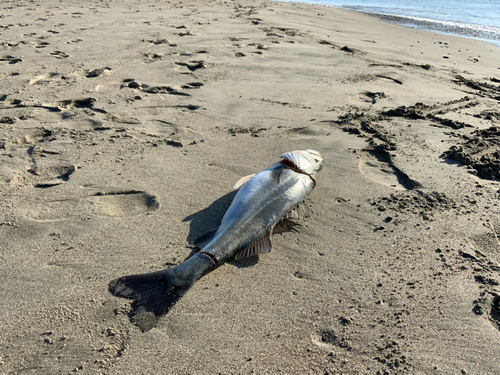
{"left": 1, "top": 0, "right": 500, "bottom": 373}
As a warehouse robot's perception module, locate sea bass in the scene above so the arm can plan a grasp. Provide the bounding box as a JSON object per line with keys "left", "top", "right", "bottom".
{"left": 109, "top": 149, "right": 324, "bottom": 331}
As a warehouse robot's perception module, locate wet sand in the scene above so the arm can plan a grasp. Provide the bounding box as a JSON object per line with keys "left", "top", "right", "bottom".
{"left": 1, "top": 0, "right": 500, "bottom": 373}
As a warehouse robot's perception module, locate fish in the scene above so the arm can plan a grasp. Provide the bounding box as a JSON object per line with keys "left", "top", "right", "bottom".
{"left": 109, "top": 149, "right": 324, "bottom": 331}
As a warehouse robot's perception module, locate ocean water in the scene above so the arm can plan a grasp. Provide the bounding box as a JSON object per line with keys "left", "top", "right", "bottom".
{"left": 279, "top": 0, "right": 500, "bottom": 46}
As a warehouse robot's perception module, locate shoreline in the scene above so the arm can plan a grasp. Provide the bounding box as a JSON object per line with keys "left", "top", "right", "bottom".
{"left": 365, "top": 12, "right": 500, "bottom": 48}
{"left": 1, "top": 0, "right": 500, "bottom": 373}
{"left": 279, "top": 0, "right": 500, "bottom": 48}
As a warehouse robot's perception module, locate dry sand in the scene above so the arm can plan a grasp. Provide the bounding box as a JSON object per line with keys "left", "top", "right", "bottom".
{"left": 1, "top": 0, "right": 500, "bottom": 373}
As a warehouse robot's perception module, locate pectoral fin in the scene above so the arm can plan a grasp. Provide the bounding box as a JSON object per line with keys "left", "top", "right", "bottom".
{"left": 284, "top": 199, "right": 313, "bottom": 221}
{"left": 235, "top": 230, "right": 273, "bottom": 260}
{"left": 233, "top": 174, "right": 256, "bottom": 190}
{"left": 269, "top": 165, "right": 284, "bottom": 184}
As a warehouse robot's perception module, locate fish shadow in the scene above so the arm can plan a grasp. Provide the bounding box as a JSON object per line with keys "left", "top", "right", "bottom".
{"left": 182, "top": 190, "right": 237, "bottom": 248}
{"left": 109, "top": 190, "right": 309, "bottom": 332}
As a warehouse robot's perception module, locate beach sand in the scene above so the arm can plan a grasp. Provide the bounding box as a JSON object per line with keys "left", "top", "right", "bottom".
{"left": 1, "top": 0, "right": 500, "bottom": 373}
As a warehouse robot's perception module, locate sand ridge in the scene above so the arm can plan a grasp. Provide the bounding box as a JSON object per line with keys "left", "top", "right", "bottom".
{"left": 1, "top": 0, "right": 500, "bottom": 373}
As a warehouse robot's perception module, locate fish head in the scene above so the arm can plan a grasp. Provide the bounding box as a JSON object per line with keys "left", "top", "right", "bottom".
{"left": 280, "top": 149, "right": 323, "bottom": 180}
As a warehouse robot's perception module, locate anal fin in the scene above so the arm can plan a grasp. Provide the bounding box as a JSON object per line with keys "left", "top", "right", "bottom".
{"left": 235, "top": 229, "right": 273, "bottom": 260}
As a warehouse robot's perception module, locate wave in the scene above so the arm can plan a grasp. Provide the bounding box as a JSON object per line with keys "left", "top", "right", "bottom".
{"left": 346, "top": 9, "right": 500, "bottom": 42}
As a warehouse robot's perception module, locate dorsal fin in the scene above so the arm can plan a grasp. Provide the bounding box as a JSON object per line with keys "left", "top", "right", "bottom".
{"left": 233, "top": 174, "right": 256, "bottom": 190}
{"left": 235, "top": 229, "right": 273, "bottom": 260}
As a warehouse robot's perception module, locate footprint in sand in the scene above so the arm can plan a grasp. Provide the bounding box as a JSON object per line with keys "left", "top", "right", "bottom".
{"left": 50, "top": 51, "right": 70, "bottom": 59}
{"left": 146, "top": 38, "right": 170, "bottom": 45}
{"left": 87, "top": 191, "right": 160, "bottom": 218}
{"left": 357, "top": 149, "right": 421, "bottom": 190}
{"left": 176, "top": 30, "right": 194, "bottom": 37}
{"left": 22, "top": 190, "right": 160, "bottom": 222}
{"left": 473, "top": 290, "right": 500, "bottom": 333}
{"left": 311, "top": 329, "right": 351, "bottom": 351}
{"left": 101, "top": 79, "right": 203, "bottom": 96}
{"left": 143, "top": 52, "right": 165, "bottom": 62}
{"left": 348, "top": 91, "right": 387, "bottom": 107}
{"left": 141, "top": 85, "right": 191, "bottom": 96}
{"left": 0, "top": 55, "right": 24, "bottom": 64}
{"left": 376, "top": 75, "right": 403, "bottom": 85}
{"left": 29, "top": 72, "right": 62, "bottom": 85}
{"left": 174, "top": 61, "right": 206, "bottom": 72}
{"left": 33, "top": 165, "right": 76, "bottom": 188}
{"left": 96, "top": 80, "right": 126, "bottom": 92}
{"left": 248, "top": 17, "right": 262, "bottom": 25}
{"left": 181, "top": 82, "right": 204, "bottom": 89}
{"left": 33, "top": 41, "right": 50, "bottom": 48}
{"left": 84, "top": 67, "right": 111, "bottom": 78}
{"left": 489, "top": 297, "right": 500, "bottom": 332}
{"left": 468, "top": 225, "right": 500, "bottom": 332}
{"left": 30, "top": 67, "right": 110, "bottom": 86}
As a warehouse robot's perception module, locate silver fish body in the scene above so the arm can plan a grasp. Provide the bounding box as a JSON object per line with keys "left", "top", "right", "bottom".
{"left": 211, "top": 162, "right": 314, "bottom": 258}
{"left": 109, "top": 150, "right": 323, "bottom": 331}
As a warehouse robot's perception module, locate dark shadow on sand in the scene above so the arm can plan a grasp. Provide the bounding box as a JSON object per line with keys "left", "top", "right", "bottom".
{"left": 182, "top": 190, "right": 237, "bottom": 244}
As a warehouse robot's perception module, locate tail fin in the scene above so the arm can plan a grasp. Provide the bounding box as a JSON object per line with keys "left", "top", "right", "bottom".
{"left": 109, "top": 270, "right": 192, "bottom": 332}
